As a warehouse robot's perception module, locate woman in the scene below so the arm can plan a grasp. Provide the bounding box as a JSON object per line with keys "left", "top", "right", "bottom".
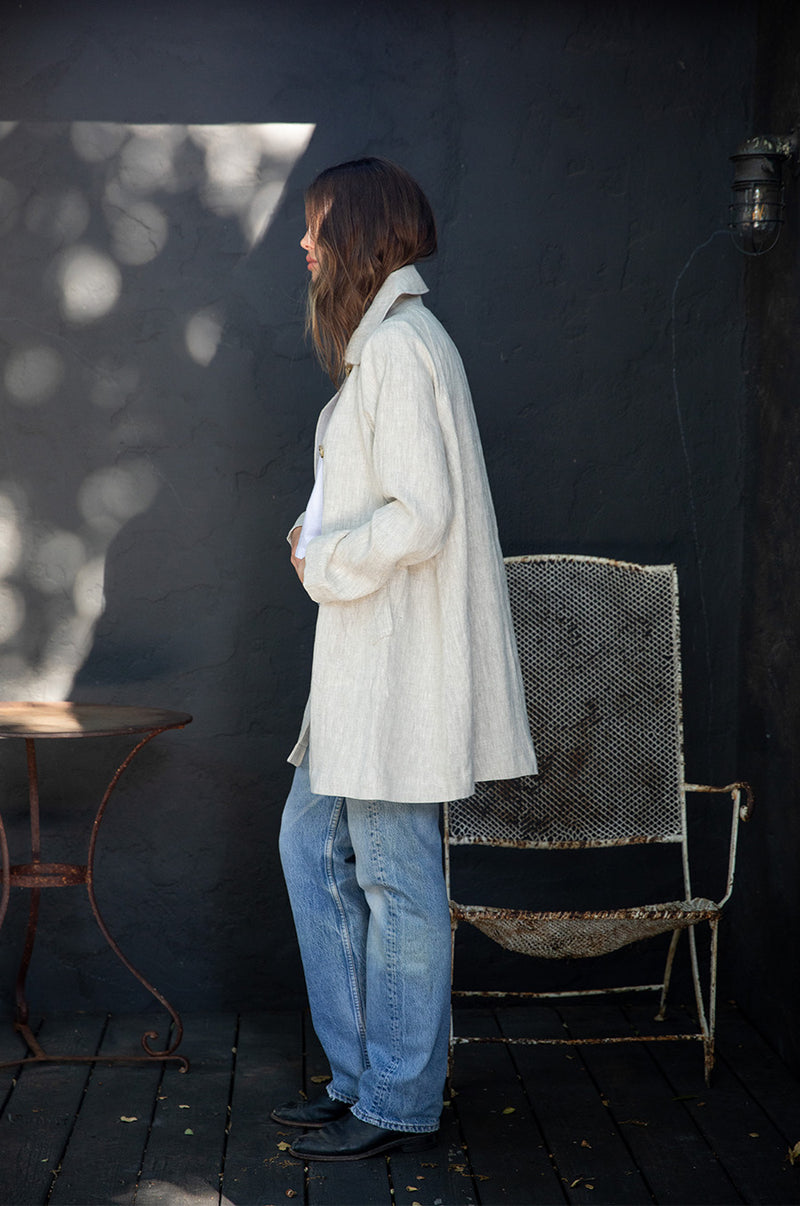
{"left": 273, "top": 158, "right": 536, "bottom": 1162}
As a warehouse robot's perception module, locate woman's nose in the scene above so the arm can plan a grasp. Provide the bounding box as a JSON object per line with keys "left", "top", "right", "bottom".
{"left": 301, "top": 229, "right": 311, "bottom": 250}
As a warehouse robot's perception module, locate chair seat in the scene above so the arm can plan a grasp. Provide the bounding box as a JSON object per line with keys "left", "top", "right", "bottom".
{"left": 451, "top": 897, "right": 720, "bottom": 959}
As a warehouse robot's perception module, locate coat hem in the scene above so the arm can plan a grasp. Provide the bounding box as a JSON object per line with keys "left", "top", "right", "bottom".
{"left": 298, "top": 759, "right": 537, "bottom": 806}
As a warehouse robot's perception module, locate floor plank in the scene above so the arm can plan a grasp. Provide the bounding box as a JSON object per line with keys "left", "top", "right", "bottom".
{"left": 0, "top": 1013, "right": 106, "bottom": 1206}
{"left": 388, "top": 1101, "right": 471, "bottom": 1206}
{"left": 2, "top": 1006, "right": 799, "bottom": 1206}
{"left": 450, "top": 1007, "right": 565, "bottom": 1204}
{"left": 47, "top": 1013, "right": 166, "bottom": 1206}
{"left": 715, "top": 1003, "right": 800, "bottom": 1145}
{"left": 497, "top": 1003, "right": 653, "bottom": 1205}
{"left": 136, "top": 1012, "right": 237, "bottom": 1206}
{"left": 636, "top": 1010, "right": 800, "bottom": 1205}
{"left": 223, "top": 1011, "right": 306, "bottom": 1206}
{"left": 558, "top": 1001, "right": 741, "bottom": 1205}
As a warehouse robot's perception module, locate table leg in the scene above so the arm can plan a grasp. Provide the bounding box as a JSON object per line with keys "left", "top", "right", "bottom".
{"left": 14, "top": 740, "right": 41, "bottom": 1030}
{"left": 0, "top": 809, "right": 9, "bottom": 934}
{"left": 85, "top": 727, "right": 187, "bottom": 1066}
{"left": 1, "top": 729, "right": 188, "bottom": 1071}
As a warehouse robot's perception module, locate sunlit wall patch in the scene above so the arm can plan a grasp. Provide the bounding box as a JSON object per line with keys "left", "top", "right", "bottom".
{"left": 4, "top": 344, "right": 65, "bottom": 406}
{"left": 185, "top": 308, "right": 224, "bottom": 366}
{"left": 77, "top": 459, "right": 161, "bottom": 536}
{"left": 0, "top": 118, "right": 318, "bottom": 701}
{"left": 54, "top": 244, "right": 122, "bottom": 324}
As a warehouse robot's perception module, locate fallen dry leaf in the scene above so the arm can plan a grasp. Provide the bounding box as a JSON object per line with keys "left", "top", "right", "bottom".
{"left": 581, "top": 1139, "right": 592, "bottom": 1148}
{"left": 789, "top": 1141, "right": 800, "bottom": 1165}
{"left": 502, "top": 1106, "right": 515, "bottom": 1115}
{"left": 310, "top": 1074, "right": 331, "bottom": 1084}
{"left": 120, "top": 1117, "right": 138, "bottom": 1124}
{"left": 277, "top": 1141, "right": 292, "bottom": 1151}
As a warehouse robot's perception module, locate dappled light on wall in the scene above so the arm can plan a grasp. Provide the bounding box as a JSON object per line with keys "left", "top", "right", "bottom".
{"left": 54, "top": 244, "right": 123, "bottom": 324}
{"left": 185, "top": 308, "right": 224, "bottom": 367}
{"left": 0, "top": 119, "right": 316, "bottom": 701}
{"left": 0, "top": 497, "right": 24, "bottom": 646}
{"left": 187, "top": 123, "right": 314, "bottom": 250}
{"left": 4, "top": 344, "right": 65, "bottom": 405}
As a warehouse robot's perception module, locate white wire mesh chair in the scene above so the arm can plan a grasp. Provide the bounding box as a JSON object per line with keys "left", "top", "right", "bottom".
{"left": 444, "top": 554, "right": 753, "bottom": 1083}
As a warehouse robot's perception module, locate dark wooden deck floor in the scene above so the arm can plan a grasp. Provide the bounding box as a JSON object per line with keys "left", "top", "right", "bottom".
{"left": 1, "top": 1002, "right": 799, "bottom": 1206}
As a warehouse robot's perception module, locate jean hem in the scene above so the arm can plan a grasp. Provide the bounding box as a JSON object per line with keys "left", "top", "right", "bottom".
{"left": 350, "top": 1104, "right": 439, "bottom": 1133}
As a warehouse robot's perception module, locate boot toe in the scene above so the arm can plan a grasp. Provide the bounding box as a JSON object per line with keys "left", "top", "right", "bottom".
{"left": 270, "top": 1094, "right": 352, "bottom": 1128}
{"left": 288, "top": 1113, "right": 437, "bottom": 1161}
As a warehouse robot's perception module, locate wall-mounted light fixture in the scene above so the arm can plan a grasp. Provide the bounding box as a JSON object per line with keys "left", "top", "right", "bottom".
{"left": 729, "top": 130, "right": 798, "bottom": 255}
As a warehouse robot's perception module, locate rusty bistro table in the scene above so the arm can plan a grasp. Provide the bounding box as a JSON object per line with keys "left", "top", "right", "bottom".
{"left": 0, "top": 702, "right": 192, "bottom": 1071}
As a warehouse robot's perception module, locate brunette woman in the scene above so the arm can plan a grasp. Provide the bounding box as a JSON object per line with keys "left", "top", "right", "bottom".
{"left": 272, "top": 157, "right": 536, "bottom": 1162}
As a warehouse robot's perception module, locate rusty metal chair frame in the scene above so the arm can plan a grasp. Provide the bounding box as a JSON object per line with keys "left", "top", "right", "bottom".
{"left": 444, "top": 555, "right": 752, "bottom": 1084}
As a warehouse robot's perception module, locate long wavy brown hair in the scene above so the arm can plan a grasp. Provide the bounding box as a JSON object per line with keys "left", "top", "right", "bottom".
{"left": 304, "top": 158, "right": 437, "bottom": 383}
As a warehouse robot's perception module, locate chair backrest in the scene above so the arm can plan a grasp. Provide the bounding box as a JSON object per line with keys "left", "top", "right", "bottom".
{"left": 449, "top": 555, "right": 686, "bottom": 849}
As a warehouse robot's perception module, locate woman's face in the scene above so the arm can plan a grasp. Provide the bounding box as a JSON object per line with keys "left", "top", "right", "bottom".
{"left": 301, "top": 197, "right": 331, "bottom": 280}
{"left": 300, "top": 225, "right": 319, "bottom": 278}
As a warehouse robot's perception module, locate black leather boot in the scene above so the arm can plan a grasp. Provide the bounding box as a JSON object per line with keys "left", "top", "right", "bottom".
{"left": 270, "top": 1094, "right": 352, "bottom": 1128}
{"left": 288, "top": 1113, "right": 438, "bottom": 1161}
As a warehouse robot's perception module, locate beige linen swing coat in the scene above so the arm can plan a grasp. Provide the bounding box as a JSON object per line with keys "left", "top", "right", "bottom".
{"left": 288, "top": 264, "right": 537, "bottom": 803}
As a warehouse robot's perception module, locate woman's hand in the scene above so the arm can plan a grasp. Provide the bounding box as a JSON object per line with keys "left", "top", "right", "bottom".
{"left": 289, "top": 526, "right": 305, "bottom": 583}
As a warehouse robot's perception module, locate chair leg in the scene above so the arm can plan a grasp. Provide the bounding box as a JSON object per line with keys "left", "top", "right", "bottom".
{"left": 446, "top": 909, "right": 457, "bottom": 1098}
{"left": 703, "top": 917, "right": 720, "bottom": 1085}
{"left": 687, "top": 918, "right": 719, "bottom": 1084}
{"left": 687, "top": 924, "right": 707, "bottom": 1030}
{"left": 703, "top": 1035, "right": 715, "bottom": 1086}
{"left": 446, "top": 1021, "right": 455, "bottom": 1099}
{"left": 656, "top": 927, "right": 682, "bottom": 1021}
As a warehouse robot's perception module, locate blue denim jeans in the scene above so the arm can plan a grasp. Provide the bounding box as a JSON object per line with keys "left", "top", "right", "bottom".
{"left": 279, "top": 757, "right": 451, "bottom": 1132}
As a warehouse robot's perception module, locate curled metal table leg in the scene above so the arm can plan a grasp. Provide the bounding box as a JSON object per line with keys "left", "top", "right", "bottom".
{"left": 85, "top": 728, "right": 187, "bottom": 1067}
{"left": 0, "top": 703, "right": 192, "bottom": 1072}
{"left": 0, "top": 810, "right": 9, "bottom": 936}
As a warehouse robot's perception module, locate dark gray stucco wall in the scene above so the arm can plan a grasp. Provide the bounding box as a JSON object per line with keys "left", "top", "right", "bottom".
{"left": 736, "top": 0, "right": 800, "bottom": 1075}
{"left": 0, "top": 1, "right": 759, "bottom": 1028}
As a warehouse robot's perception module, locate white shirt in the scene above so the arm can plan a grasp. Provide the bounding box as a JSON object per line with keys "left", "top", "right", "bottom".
{"left": 295, "top": 393, "right": 339, "bottom": 560}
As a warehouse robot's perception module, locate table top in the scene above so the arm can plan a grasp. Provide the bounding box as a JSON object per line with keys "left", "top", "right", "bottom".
{"left": 0, "top": 703, "right": 193, "bottom": 739}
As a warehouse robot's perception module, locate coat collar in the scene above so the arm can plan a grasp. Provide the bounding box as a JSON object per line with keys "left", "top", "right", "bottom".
{"left": 345, "top": 264, "right": 429, "bottom": 366}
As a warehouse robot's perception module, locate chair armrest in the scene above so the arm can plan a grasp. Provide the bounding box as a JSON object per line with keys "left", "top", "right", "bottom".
{"left": 683, "top": 782, "right": 754, "bottom": 906}
{"left": 684, "top": 782, "right": 754, "bottom": 822}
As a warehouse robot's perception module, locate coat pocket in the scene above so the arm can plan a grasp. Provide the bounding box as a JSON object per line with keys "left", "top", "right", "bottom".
{"left": 370, "top": 582, "right": 394, "bottom": 643}
{"left": 370, "top": 569, "right": 408, "bottom": 644}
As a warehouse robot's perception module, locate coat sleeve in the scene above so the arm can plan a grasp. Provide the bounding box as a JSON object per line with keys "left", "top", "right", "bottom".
{"left": 302, "top": 325, "right": 454, "bottom": 604}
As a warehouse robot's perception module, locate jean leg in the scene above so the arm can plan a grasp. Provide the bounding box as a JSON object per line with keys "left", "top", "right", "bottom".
{"left": 278, "top": 761, "right": 369, "bottom": 1103}
{"left": 344, "top": 798, "right": 451, "bottom": 1132}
